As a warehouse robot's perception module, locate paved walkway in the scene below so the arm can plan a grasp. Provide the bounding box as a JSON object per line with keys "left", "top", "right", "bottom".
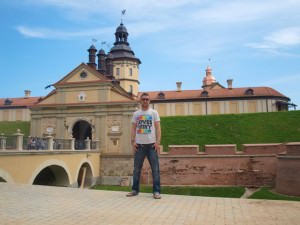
{"left": 1, "top": 183, "right": 300, "bottom": 225}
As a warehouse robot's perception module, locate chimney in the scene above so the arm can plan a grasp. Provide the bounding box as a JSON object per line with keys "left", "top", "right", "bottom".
{"left": 87, "top": 45, "right": 97, "bottom": 69}
{"left": 176, "top": 82, "right": 182, "bottom": 92}
{"left": 24, "top": 90, "right": 31, "bottom": 98}
{"left": 97, "top": 49, "right": 107, "bottom": 74}
{"left": 227, "top": 79, "right": 233, "bottom": 89}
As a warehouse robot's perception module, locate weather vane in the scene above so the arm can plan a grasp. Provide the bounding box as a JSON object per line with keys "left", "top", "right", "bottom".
{"left": 92, "top": 38, "right": 97, "bottom": 45}
{"left": 121, "top": 9, "right": 126, "bottom": 23}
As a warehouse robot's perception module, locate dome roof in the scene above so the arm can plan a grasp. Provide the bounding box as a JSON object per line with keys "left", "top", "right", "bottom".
{"left": 98, "top": 49, "right": 106, "bottom": 54}
{"left": 116, "top": 23, "right": 128, "bottom": 33}
{"left": 88, "top": 45, "right": 97, "bottom": 50}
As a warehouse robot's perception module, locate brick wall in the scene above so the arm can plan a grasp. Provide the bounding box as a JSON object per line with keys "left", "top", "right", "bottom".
{"left": 276, "top": 142, "right": 300, "bottom": 196}
{"left": 100, "top": 143, "right": 287, "bottom": 187}
{"left": 141, "top": 155, "right": 277, "bottom": 186}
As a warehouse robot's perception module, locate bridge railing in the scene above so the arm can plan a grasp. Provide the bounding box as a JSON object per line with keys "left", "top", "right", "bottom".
{"left": 0, "top": 130, "right": 100, "bottom": 151}
{"left": 0, "top": 135, "right": 16, "bottom": 150}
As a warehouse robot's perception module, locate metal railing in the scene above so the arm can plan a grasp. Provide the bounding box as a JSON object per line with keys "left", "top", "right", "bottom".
{"left": 0, "top": 130, "right": 100, "bottom": 151}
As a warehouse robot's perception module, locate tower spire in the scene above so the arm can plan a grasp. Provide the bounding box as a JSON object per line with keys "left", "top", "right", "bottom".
{"left": 121, "top": 9, "right": 126, "bottom": 24}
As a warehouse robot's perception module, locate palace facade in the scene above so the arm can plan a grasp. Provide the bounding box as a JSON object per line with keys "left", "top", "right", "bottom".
{"left": 0, "top": 23, "right": 294, "bottom": 152}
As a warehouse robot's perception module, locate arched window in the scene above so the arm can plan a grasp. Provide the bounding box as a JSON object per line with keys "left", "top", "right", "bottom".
{"left": 4, "top": 99, "right": 12, "bottom": 105}
{"left": 201, "top": 91, "right": 209, "bottom": 97}
{"left": 158, "top": 92, "right": 165, "bottom": 99}
{"left": 245, "top": 88, "right": 254, "bottom": 95}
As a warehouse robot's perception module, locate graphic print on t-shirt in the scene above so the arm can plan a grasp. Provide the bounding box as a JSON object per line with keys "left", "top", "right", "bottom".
{"left": 137, "top": 115, "right": 152, "bottom": 134}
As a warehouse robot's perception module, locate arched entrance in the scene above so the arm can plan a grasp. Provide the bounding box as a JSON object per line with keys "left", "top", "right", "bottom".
{"left": 77, "top": 163, "right": 93, "bottom": 188}
{"left": 33, "top": 165, "right": 69, "bottom": 187}
{"left": 72, "top": 120, "right": 92, "bottom": 150}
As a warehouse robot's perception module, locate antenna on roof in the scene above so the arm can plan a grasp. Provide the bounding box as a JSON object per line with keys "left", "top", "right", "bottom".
{"left": 121, "top": 9, "right": 126, "bottom": 23}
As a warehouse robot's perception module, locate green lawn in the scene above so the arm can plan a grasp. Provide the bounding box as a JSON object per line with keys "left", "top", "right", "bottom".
{"left": 0, "top": 121, "right": 30, "bottom": 136}
{"left": 249, "top": 187, "right": 300, "bottom": 201}
{"left": 92, "top": 185, "right": 300, "bottom": 201}
{"left": 1, "top": 111, "right": 299, "bottom": 148}
{"left": 92, "top": 185, "right": 245, "bottom": 198}
{"left": 161, "top": 110, "right": 300, "bottom": 150}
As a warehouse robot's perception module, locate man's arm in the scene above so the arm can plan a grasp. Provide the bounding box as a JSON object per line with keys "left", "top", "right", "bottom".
{"left": 154, "top": 121, "right": 161, "bottom": 152}
{"left": 131, "top": 122, "right": 137, "bottom": 152}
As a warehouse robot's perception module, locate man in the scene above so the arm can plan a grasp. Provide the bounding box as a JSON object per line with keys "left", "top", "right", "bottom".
{"left": 126, "top": 92, "right": 161, "bottom": 199}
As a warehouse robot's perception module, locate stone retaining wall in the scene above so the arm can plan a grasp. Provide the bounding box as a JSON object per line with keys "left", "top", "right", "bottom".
{"left": 100, "top": 142, "right": 300, "bottom": 196}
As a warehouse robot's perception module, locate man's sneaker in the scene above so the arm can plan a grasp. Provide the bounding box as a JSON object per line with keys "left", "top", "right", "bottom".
{"left": 126, "top": 192, "right": 138, "bottom": 197}
{"left": 153, "top": 193, "right": 161, "bottom": 199}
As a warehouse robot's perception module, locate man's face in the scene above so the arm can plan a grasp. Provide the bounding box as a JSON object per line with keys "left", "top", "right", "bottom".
{"left": 140, "top": 95, "right": 150, "bottom": 107}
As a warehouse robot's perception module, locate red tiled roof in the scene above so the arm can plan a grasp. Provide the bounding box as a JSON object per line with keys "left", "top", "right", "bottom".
{"left": 0, "top": 97, "right": 41, "bottom": 108}
{"left": 142, "top": 86, "right": 289, "bottom": 101}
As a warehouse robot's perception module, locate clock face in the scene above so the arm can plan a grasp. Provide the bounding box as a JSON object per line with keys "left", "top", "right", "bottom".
{"left": 80, "top": 71, "right": 87, "bottom": 79}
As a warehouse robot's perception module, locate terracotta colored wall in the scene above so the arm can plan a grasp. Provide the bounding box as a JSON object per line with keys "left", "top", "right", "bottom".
{"left": 100, "top": 143, "right": 299, "bottom": 190}
{"left": 141, "top": 155, "right": 277, "bottom": 186}
{"left": 276, "top": 143, "right": 300, "bottom": 196}
{"left": 141, "top": 144, "right": 281, "bottom": 186}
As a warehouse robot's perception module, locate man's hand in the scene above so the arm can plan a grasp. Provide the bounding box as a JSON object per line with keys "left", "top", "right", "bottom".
{"left": 132, "top": 142, "right": 138, "bottom": 152}
{"left": 154, "top": 142, "right": 160, "bottom": 152}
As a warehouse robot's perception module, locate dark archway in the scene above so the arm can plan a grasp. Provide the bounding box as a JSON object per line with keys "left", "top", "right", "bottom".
{"left": 33, "top": 165, "right": 69, "bottom": 187}
{"left": 77, "top": 163, "right": 93, "bottom": 188}
{"left": 72, "top": 120, "right": 92, "bottom": 150}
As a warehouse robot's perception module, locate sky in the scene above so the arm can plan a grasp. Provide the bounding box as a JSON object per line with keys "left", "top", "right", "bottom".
{"left": 0, "top": 0, "right": 300, "bottom": 108}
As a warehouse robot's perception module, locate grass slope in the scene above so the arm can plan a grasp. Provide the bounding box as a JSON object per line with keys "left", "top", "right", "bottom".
{"left": 249, "top": 187, "right": 300, "bottom": 201}
{"left": 0, "top": 121, "right": 30, "bottom": 136}
{"left": 0, "top": 111, "right": 299, "bottom": 149}
{"left": 161, "top": 110, "right": 300, "bottom": 150}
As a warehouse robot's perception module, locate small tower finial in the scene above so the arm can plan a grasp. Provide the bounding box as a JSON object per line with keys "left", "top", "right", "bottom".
{"left": 121, "top": 9, "right": 126, "bottom": 24}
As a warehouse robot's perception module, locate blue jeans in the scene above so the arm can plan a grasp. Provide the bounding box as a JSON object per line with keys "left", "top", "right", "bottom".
{"left": 132, "top": 144, "right": 161, "bottom": 194}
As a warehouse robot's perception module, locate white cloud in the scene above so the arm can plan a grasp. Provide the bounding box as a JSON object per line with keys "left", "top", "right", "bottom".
{"left": 16, "top": 26, "right": 47, "bottom": 38}
{"left": 265, "top": 27, "right": 300, "bottom": 46}
{"left": 246, "top": 27, "right": 300, "bottom": 56}
{"left": 16, "top": 25, "right": 113, "bottom": 40}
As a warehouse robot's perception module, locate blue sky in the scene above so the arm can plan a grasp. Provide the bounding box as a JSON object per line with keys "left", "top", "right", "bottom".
{"left": 0, "top": 0, "right": 300, "bottom": 108}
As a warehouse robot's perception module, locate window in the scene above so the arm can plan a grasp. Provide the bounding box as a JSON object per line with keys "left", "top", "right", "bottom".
{"left": 80, "top": 71, "right": 87, "bottom": 79}
{"left": 201, "top": 91, "right": 209, "bottom": 97}
{"left": 245, "top": 88, "right": 254, "bottom": 95}
{"left": 129, "top": 85, "right": 133, "bottom": 94}
{"left": 158, "top": 92, "right": 165, "bottom": 99}
{"left": 129, "top": 68, "right": 133, "bottom": 76}
{"left": 78, "top": 92, "right": 86, "bottom": 102}
{"left": 4, "top": 99, "right": 13, "bottom": 105}
{"left": 116, "top": 68, "right": 120, "bottom": 76}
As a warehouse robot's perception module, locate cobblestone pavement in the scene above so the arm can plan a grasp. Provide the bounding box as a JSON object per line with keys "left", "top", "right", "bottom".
{"left": 1, "top": 182, "right": 300, "bottom": 225}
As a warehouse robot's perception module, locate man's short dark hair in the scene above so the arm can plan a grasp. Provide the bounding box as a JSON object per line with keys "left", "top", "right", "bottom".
{"left": 140, "top": 92, "right": 149, "bottom": 99}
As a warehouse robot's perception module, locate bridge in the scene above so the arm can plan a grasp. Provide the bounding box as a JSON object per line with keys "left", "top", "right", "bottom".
{"left": 0, "top": 130, "right": 100, "bottom": 188}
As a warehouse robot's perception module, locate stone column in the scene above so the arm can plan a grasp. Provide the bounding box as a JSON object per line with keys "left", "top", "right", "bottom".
{"left": 14, "top": 129, "right": 24, "bottom": 151}
{"left": 85, "top": 137, "right": 91, "bottom": 150}
{"left": 0, "top": 133, "right": 7, "bottom": 150}
{"left": 69, "top": 138, "right": 75, "bottom": 151}
{"left": 46, "top": 135, "right": 54, "bottom": 151}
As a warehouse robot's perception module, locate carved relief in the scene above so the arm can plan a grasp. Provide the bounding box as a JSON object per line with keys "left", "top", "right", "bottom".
{"left": 42, "top": 118, "right": 56, "bottom": 135}
{"left": 107, "top": 115, "right": 122, "bottom": 134}
{"left": 106, "top": 115, "right": 122, "bottom": 153}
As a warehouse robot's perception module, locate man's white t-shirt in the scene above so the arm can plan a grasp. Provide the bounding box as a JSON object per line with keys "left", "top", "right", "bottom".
{"left": 132, "top": 108, "right": 160, "bottom": 144}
